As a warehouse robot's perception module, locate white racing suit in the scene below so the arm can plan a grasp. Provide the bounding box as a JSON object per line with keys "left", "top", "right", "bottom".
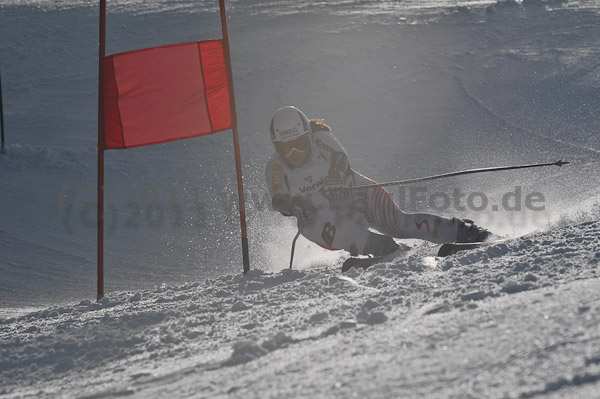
{"left": 265, "top": 126, "right": 464, "bottom": 256}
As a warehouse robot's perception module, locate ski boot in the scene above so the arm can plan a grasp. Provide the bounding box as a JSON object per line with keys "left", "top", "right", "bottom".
{"left": 342, "top": 233, "right": 410, "bottom": 273}
{"left": 363, "top": 232, "right": 401, "bottom": 256}
{"left": 455, "top": 218, "right": 493, "bottom": 243}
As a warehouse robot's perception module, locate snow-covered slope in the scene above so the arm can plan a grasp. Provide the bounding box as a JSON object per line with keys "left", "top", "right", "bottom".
{"left": 2, "top": 221, "right": 599, "bottom": 398}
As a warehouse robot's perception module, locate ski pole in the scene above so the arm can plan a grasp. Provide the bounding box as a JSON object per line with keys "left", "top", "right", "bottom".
{"left": 1, "top": 69, "right": 5, "bottom": 155}
{"left": 289, "top": 228, "right": 301, "bottom": 269}
{"left": 343, "top": 160, "right": 569, "bottom": 191}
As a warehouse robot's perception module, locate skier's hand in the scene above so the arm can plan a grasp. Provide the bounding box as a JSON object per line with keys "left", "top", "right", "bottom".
{"left": 290, "top": 196, "right": 317, "bottom": 224}
{"left": 272, "top": 194, "right": 292, "bottom": 216}
{"left": 324, "top": 173, "right": 345, "bottom": 203}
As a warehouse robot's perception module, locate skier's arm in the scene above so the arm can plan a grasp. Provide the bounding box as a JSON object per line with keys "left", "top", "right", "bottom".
{"left": 327, "top": 151, "right": 351, "bottom": 186}
{"left": 265, "top": 158, "right": 293, "bottom": 216}
{"left": 313, "top": 129, "right": 353, "bottom": 181}
{"left": 313, "top": 129, "right": 354, "bottom": 194}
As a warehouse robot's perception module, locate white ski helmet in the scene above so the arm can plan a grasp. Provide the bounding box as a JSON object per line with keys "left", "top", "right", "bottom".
{"left": 270, "top": 106, "right": 311, "bottom": 144}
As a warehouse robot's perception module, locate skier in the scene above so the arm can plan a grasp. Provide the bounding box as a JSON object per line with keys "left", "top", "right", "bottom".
{"left": 265, "top": 106, "right": 493, "bottom": 258}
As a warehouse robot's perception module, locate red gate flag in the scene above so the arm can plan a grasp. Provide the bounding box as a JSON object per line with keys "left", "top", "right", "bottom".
{"left": 97, "top": 0, "right": 250, "bottom": 301}
{"left": 102, "top": 40, "right": 232, "bottom": 149}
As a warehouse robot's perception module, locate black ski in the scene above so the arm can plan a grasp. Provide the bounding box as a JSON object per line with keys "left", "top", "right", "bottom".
{"left": 341, "top": 243, "right": 414, "bottom": 273}
{"left": 437, "top": 240, "right": 506, "bottom": 257}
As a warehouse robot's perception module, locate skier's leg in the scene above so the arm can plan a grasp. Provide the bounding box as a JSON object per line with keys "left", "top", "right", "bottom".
{"left": 371, "top": 186, "right": 461, "bottom": 243}
{"left": 298, "top": 208, "right": 399, "bottom": 256}
{"left": 347, "top": 173, "right": 465, "bottom": 244}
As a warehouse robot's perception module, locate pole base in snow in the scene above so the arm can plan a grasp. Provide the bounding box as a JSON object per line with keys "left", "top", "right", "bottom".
{"left": 0, "top": 144, "right": 5, "bottom": 154}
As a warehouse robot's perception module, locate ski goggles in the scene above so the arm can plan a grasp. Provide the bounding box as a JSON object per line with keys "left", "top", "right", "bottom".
{"left": 276, "top": 136, "right": 309, "bottom": 158}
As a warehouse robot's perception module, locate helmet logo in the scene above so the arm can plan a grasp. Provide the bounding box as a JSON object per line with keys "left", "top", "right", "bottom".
{"left": 277, "top": 123, "right": 302, "bottom": 140}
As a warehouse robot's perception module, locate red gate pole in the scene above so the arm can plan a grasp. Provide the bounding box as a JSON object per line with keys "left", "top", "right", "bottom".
{"left": 218, "top": 0, "right": 250, "bottom": 273}
{"left": 97, "top": 0, "right": 106, "bottom": 300}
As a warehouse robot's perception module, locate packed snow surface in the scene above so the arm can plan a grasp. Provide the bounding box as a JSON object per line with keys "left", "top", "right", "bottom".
{"left": 2, "top": 222, "right": 600, "bottom": 398}
{"left": 1, "top": 0, "right": 600, "bottom": 397}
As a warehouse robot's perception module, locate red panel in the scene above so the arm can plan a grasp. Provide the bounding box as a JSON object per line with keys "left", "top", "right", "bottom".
{"left": 200, "top": 41, "right": 232, "bottom": 132}
{"left": 102, "top": 40, "right": 232, "bottom": 150}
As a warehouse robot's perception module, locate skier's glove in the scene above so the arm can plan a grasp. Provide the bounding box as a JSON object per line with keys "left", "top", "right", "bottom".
{"left": 324, "top": 173, "right": 345, "bottom": 203}
{"left": 290, "top": 196, "right": 317, "bottom": 224}
{"left": 272, "top": 194, "right": 292, "bottom": 216}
